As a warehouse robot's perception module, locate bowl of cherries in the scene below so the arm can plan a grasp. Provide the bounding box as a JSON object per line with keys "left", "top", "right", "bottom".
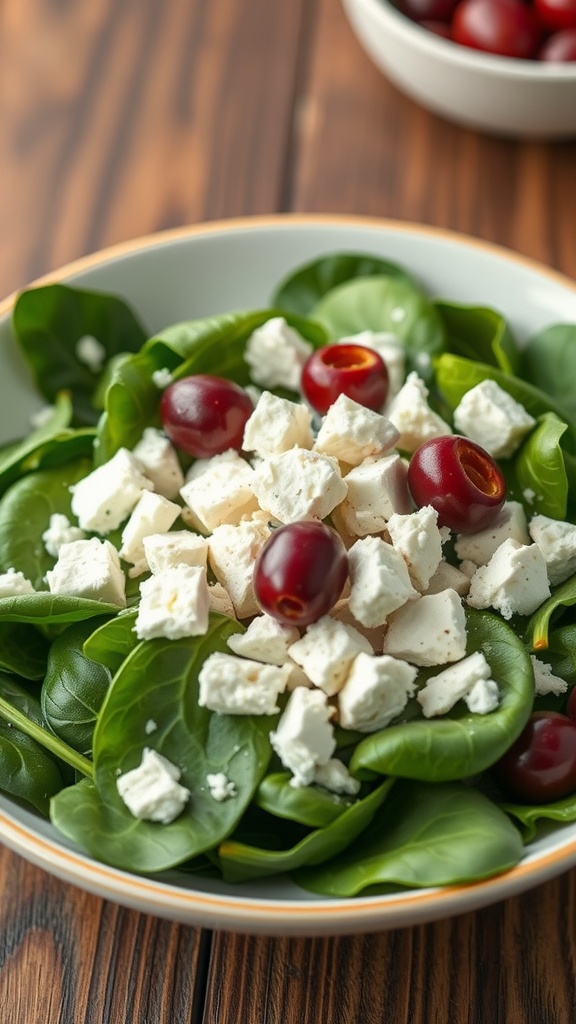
{"left": 341, "top": 0, "right": 576, "bottom": 136}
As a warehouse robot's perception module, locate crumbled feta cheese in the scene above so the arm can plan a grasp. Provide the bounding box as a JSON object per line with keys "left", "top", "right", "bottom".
{"left": 244, "top": 317, "right": 312, "bottom": 391}
{"left": 132, "top": 427, "right": 184, "bottom": 500}
{"left": 455, "top": 501, "right": 530, "bottom": 566}
{"left": 382, "top": 589, "right": 468, "bottom": 666}
{"left": 423, "top": 560, "right": 471, "bottom": 597}
{"left": 387, "top": 372, "right": 452, "bottom": 453}
{"left": 453, "top": 380, "right": 535, "bottom": 459}
{"left": 119, "top": 491, "right": 181, "bottom": 574}
{"left": 530, "top": 655, "right": 568, "bottom": 696}
{"left": 151, "top": 368, "right": 174, "bottom": 389}
{"left": 314, "top": 393, "right": 399, "bottom": 466}
{"left": 144, "top": 719, "right": 158, "bottom": 735}
{"left": 76, "top": 334, "right": 106, "bottom": 373}
{"left": 417, "top": 651, "right": 494, "bottom": 717}
{"left": 333, "top": 454, "right": 411, "bottom": 537}
{"left": 338, "top": 331, "right": 406, "bottom": 398}
{"left": 338, "top": 652, "right": 418, "bottom": 732}
{"left": 467, "top": 538, "right": 551, "bottom": 619}
{"left": 242, "top": 391, "right": 313, "bottom": 458}
{"left": 142, "top": 530, "right": 208, "bottom": 574}
{"left": 180, "top": 450, "right": 258, "bottom": 533}
{"left": 198, "top": 652, "right": 290, "bottom": 715}
{"left": 252, "top": 448, "right": 347, "bottom": 524}
{"left": 208, "top": 515, "right": 272, "bottom": 619}
{"left": 206, "top": 772, "right": 237, "bottom": 802}
{"left": 348, "top": 536, "right": 418, "bottom": 628}
{"left": 46, "top": 538, "right": 126, "bottom": 606}
{"left": 0, "top": 568, "right": 35, "bottom": 597}
{"left": 227, "top": 613, "right": 300, "bottom": 665}
{"left": 208, "top": 582, "right": 236, "bottom": 618}
{"left": 135, "top": 564, "right": 209, "bottom": 639}
{"left": 42, "top": 513, "right": 86, "bottom": 558}
{"left": 330, "top": 597, "right": 386, "bottom": 653}
{"left": 464, "top": 678, "right": 500, "bottom": 714}
{"left": 523, "top": 488, "right": 537, "bottom": 505}
{"left": 528, "top": 514, "right": 576, "bottom": 587}
{"left": 313, "top": 758, "right": 361, "bottom": 795}
{"left": 116, "top": 747, "right": 190, "bottom": 824}
{"left": 288, "top": 615, "right": 372, "bottom": 696}
{"left": 269, "top": 687, "right": 336, "bottom": 787}
{"left": 70, "top": 448, "right": 154, "bottom": 533}
{"left": 387, "top": 505, "right": 443, "bottom": 591}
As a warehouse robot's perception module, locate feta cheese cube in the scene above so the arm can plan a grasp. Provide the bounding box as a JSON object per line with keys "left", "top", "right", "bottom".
{"left": 382, "top": 589, "right": 468, "bottom": 666}
{"left": 387, "top": 372, "right": 452, "bottom": 453}
{"left": 116, "top": 748, "right": 190, "bottom": 824}
{"left": 206, "top": 772, "right": 237, "bottom": 802}
{"left": 338, "top": 652, "right": 418, "bottom": 732}
{"left": 208, "top": 515, "right": 272, "bottom": 619}
{"left": 132, "top": 427, "right": 185, "bottom": 500}
{"left": 208, "top": 582, "right": 236, "bottom": 618}
{"left": 314, "top": 393, "right": 399, "bottom": 466}
{"left": 530, "top": 655, "right": 568, "bottom": 696}
{"left": 227, "top": 613, "right": 300, "bottom": 665}
{"left": 142, "top": 530, "right": 208, "bottom": 574}
{"left": 0, "top": 569, "right": 35, "bottom": 597}
{"left": 242, "top": 391, "right": 314, "bottom": 458}
{"left": 288, "top": 615, "right": 372, "bottom": 696}
{"left": 330, "top": 597, "right": 386, "bottom": 653}
{"left": 46, "top": 538, "right": 126, "bottom": 606}
{"left": 467, "top": 538, "right": 551, "bottom": 619}
{"left": 269, "top": 687, "right": 336, "bottom": 786}
{"left": 386, "top": 505, "right": 443, "bottom": 591}
{"left": 453, "top": 380, "right": 535, "bottom": 459}
{"left": 42, "top": 513, "right": 86, "bottom": 558}
{"left": 119, "top": 491, "right": 181, "bottom": 574}
{"left": 244, "top": 316, "right": 312, "bottom": 391}
{"left": 252, "top": 448, "right": 347, "bottom": 524}
{"left": 198, "top": 651, "right": 290, "bottom": 715}
{"left": 455, "top": 501, "right": 530, "bottom": 566}
{"left": 70, "top": 448, "right": 154, "bottom": 533}
{"left": 464, "top": 678, "right": 500, "bottom": 714}
{"left": 348, "top": 536, "right": 418, "bottom": 628}
{"left": 337, "top": 331, "right": 406, "bottom": 398}
{"left": 135, "top": 564, "right": 209, "bottom": 639}
{"left": 423, "top": 560, "right": 471, "bottom": 597}
{"left": 313, "top": 758, "right": 361, "bottom": 795}
{"left": 528, "top": 514, "right": 576, "bottom": 586}
{"left": 417, "top": 651, "right": 494, "bottom": 717}
{"left": 180, "top": 450, "right": 258, "bottom": 533}
{"left": 333, "top": 454, "right": 412, "bottom": 537}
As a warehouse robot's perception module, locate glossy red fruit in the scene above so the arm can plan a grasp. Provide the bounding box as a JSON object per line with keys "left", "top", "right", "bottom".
{"left": 492, "top": 712, "right": 576, "bottom": 803}
{"left": 300, "top": 344, "right": 389, "bottom": 416}
{"left": 253, "top": 521, "right": 349, "bottom": 627}
{"left": 452, "top": 0, "right": 541, "bottom": 57}
{"left": 400, "top": 0, "right": 459, "bottom": 21}
{"left": 160, "top": 374, "right": 253, "bottom": 458}
{"left": 420, "top": 18, "right": 454, "bottom": 36}
{"left": 534, "top": 0, "right": 576, "bottom": 31}
{"left": 538, "top": 27, "right": 576, "bottom": 58}
{"left": 407, "top": 435, "right": 507, "bottom": 533}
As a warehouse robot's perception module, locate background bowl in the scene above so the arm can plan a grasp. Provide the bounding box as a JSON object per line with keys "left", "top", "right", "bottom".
{"left": 341, "top": 0, "right": 576, "bottom": 138}
{"left": 2, "top": 214, "right": 576, "bottom": 936}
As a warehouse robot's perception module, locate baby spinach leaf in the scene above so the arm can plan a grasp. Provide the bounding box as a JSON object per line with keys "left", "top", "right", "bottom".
{"left": 0, "top": 457, "right": 91, "bottom": 588}
{"left": 0, "top": 392, "right": 86, "bottom": 495}
{"left": 311, "top": 276, "right": 446, "bottom": 379}
{"left": 539, "top": 624, "right": 576, "bottom": 684}
{"left": 51, "top": 615, "right": 278, "bottom": 873}
{"left": 218, "top": 780, "right": 393, "bottom": 883}
{"left": 82, "top": 610, "right": 139, "bottom": 673}
{"left": 514, "top": 414, "right": 569, "bottom": 520}
{"left": 527, "top": 577, "right": 576, "bottom": 651}
{"left": 0, "top": 593, "right": 120, "bottom": 625}
{"left": 434, "top": 302, "right": 520, "bottom": 374}
{"left": 500, "top": 791, "right": 576, "bottom": 842}
{"left": 95, "top": 349, "right": 164, "bottom": 464}
{"left": 0, "top": 622, "right": 50, "bottom": 680}
{"left": 0, "top": 674, "right": 68, "bottom": 815}
{"left": 295, "top": 780, "right": 523, "bottom": 896}
{"left": 42, "top": 618, "right": 113, "bottom": 756}
{"left": 271, "top": 253, "right": 417, "bottom": 316}
{"left": 255, "top": 771, "right": 357, "bottom": 827}
{"left": 520, "top": 324, "right": 576, "bottom": 422}
{"left": 13, "top": 284, "right": 148, "bottom": 425}
{"left": 350, "top": 610, "right": 533, "bottom": 782}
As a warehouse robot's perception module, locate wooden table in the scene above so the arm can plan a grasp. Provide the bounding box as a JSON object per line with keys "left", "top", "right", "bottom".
{"left": 1, "top": 1, "right": 576, "bottom": 1021}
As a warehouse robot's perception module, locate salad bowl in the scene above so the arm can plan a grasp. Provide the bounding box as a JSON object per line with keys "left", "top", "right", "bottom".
{"left": 1, "top": 214, "right": 576, "bottom": 936}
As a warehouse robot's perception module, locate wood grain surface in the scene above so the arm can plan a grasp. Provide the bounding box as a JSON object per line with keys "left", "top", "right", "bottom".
{"left": 0, "top": 0, "right": 576, "bottom": 1021}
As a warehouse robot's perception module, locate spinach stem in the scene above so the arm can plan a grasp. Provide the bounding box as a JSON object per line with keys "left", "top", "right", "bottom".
{"left": 0, "top": 696, "right": 94, "bottom": 778}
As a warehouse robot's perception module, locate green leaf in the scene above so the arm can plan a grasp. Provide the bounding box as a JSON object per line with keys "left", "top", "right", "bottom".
{"left": 350, "top": 610, "right": 534, "bottom": 782}
{"left": 0, "top": 622, "right": 50, "bottom": 680}
{"left": 514, "top": 414, "right": 569, "bottom": 520}
{"left": 0, "top": 593, "right": 120, "bottom": 625}
{"left": 95, "top": 349, "right": 165, "bottom": 464}
{"left": 295, "top": 780, "right": 523, "bottom": 896}
{"left": 255, "top": 771, "right": 357, "bottom": 827}
{"left": 271, "top": 253, "right": 417, "bottom": 316}
{"left": 82, "top": 610, "right": 139, "bottom": 673}
{"left": 434, "top": 301, "right": 520, "bottom": 374}
{"left": 500, "top": 791, "right": 576, "bottom": 842}
{"left": 520, "top": 324, "right": 576, "bottom": 422}
{"left": 42, "top": 618, "right": 112, "bottom": 756}
{"left": 526, "top": 576, "right": 576, "bottom": 651}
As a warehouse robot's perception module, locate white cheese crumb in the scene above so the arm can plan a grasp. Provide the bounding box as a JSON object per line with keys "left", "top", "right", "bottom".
{"left": 314, "top": 393, "right": 399, "bottom": 466}
{"left": 244, "top": 316, "right": 312, "bottom": 391}
{"left": 132, "top": 427, "right": 184, "bottom": 500}
{"left": 334, "top": 453, "right": 412, "bottom": 537}
{"left": 530, "top": 655, "right": 569, "bottom": 696}
{"left": 386, "top": 505, "right": 443, "bottom": 591}
{"left": 0, "top": 568, "right": 35, "bottom": 597}
{"left": 242, "top": 391, "right": 314, "bottom": 458}
{"left": 206, "top": 772, "right": 237, "bottom": 802}
{"left": 70, "top": 447, "right": 154, "bottom": 533}
{"left": 382, "top": 589, "right": 468, "bottom": 666}
{"left": 227, "top": 614, "right": 300, "bottom": 665}
{"left": 151, "top": 368, "right": 174, "bottom": 389}
{"left": 338, "top": 652, "right": 418, "bottom": 732}
{"left": 180, "top": 450, "right": 258, "bottom": 533}
{"left": 269, "top": 687, "right": 336, "bottom": 787}
{"left": 76, "top": 334, "right": 106, "bottom": 373}
{"left": 42, "top": 513, "right": 86, "bottom": 558}
{"left": 198, "top": 651, "right": 290, "bottom": 715}
{"left": 208, "top": 515, "right": 272, "bottom": 619}
{"left": 116, "top": 747, "right": 190, "bottom": 824}
{"left": 313, "top": 758, "right": 361, "bottom": 795}
{"left": 528, "top": 514, "right": 576, "bottom": 587}
{"left": 119, "top": 491, "right": 181, "bottom": 574}
{"left": 417, "top": 651, "right": 495, "bottom": 717}
{"left": 387, "top": 372, "right": 452, "bottom": 453}
{"left": 288, "top": 615, "right": 372, "bottom": 696}
{"left": 46, "top": 538, "right": 126, "bottom": 606}
{"left": 135, "top": 564, "right": 209, "bottom": 640}
{"left": 454, "top": 502, "right": 530, "bottom": 567}
{"left": 348, "top": 535, "right": 418, "bottom": 627}
{"left": 453, "top": 379, "right": 535, "bottom": 459}
{"left": 252, "top": 448, "right": 347, "bottom": 524}
{"left": 467, "top": 538, "right": 551, "bottom": 619}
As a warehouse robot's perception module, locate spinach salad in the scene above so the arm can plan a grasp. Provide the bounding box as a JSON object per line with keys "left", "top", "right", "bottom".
{"left": 1, "top": 251, "right": 576, "bottom": 898}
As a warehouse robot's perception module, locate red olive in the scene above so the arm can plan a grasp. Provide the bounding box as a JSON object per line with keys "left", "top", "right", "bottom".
{"left": 301, "top": 344, "right": 389, "bottom": 415}
{"left": 492, "top": 711, "right": 576, "bottom": 803}
{"left": 160, "top": 374, "right": 253, "bottom": 458}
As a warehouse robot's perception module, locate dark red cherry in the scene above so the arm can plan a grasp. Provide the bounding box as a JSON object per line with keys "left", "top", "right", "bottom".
{"left": 160, "top": 374, "right": 253, "bottom": 458}
{"left": 407, "top": 435, "right": 506, "bottom": 533}
{"left": 301, "top": 344, "right": 389, "bottom": 415}
{"left": 253, "top": 521, "right": 348, "bottom": 626}
{"left": 492, "top": 712, "right": 576, "bottom": 803}
{"left": 452, "top": 0, "right": 541, "bottom": 57}
{"left": 538, "top": 28, "right": 576, "bottom": 59}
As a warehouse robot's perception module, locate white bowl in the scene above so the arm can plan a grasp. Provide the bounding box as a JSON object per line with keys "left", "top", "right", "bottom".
{"left": 341, "top": 0, "right": 576, "bottom": 138}
{"left": 2, "top": 214, "right": 576, "bottom": 936}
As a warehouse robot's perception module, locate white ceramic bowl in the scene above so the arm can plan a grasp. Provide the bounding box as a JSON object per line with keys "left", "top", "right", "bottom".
{"left": 341, "top": 0, "right": 576, "bottom": 138}
{"left": 2, "top": 214, "right": 576, "bottom": 936}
